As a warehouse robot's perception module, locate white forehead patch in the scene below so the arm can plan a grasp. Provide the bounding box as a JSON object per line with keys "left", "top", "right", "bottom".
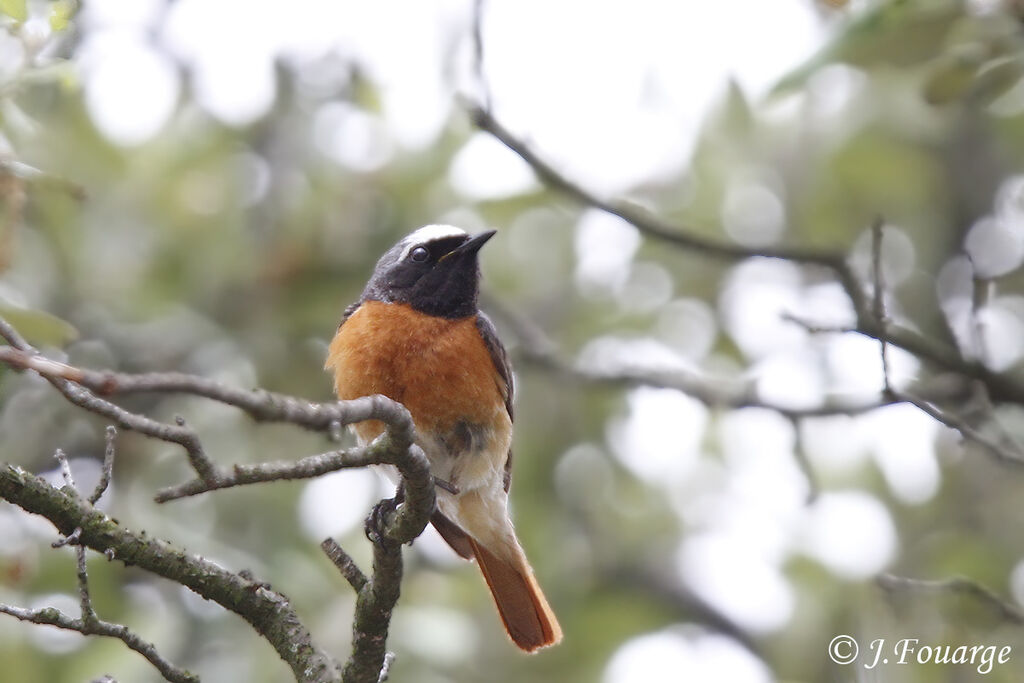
{"left": 398, "top": 224, "right": 467, "bottom": 261}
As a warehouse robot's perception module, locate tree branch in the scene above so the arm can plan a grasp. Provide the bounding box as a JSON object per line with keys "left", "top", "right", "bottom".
{"left": 0, "top": 345, "right": 218, "bottom": 480}
{"left": 0, "top": 431, "right": 199, "bottom": 682}
{"left": 467, "top": 103, "right": 872, "bottom": 321}
{"left": 321, "top": 539, "right": 368, "bottom": 593}
{"left": 468, "top": 104, "right": 1024, "bottom": 420}
{"left": 484, "top": 294, "right": 903, "bottom": 419}
{"left": 0, "top": 601, "right": 199, "bottom": 683}
{"left": 0, "top": 312, "right": 438, "bottom": 682}
{"left": 0, "top": 465, "right": 339, "bottom": 681}
{"left": 0, "top": 344, "right": 360, "bottom": 431}
{"left": 877, "top": 573, "right": 1024, "bottom": 625}
{"left": 89, "top": 425, "right": 117, "bottom": 505}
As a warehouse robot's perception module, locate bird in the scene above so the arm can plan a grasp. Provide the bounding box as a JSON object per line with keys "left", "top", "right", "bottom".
{"left": 324, "top": 224, "right": 562, "bottom": 652}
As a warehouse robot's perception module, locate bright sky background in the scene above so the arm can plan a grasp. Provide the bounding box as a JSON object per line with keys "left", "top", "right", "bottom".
{"left": 59, "top": 1, "right": 946, "bottom": 680}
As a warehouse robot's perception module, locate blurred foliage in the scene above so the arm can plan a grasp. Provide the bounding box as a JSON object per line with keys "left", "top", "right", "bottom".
{"left": 4, "top": 1, "right": 1024, "bottom": 683}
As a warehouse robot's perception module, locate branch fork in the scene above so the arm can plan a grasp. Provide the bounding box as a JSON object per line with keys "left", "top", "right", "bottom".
{"left": 0, "top": 314, "right": 437, "bottom": 683}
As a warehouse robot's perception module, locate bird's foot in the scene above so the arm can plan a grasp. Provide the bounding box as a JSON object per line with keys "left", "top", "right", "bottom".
{"left": 364, "top": 496, "right": 400, "bottom": 545}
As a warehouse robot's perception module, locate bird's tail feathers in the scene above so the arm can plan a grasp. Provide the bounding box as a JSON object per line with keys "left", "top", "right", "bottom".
{"left": 469, "top": 537, "right": 562, "bottom": 652}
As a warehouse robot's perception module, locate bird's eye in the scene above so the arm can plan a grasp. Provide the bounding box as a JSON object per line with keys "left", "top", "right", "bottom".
{"left": 410, "top": 246, "right": 430, "bottom": 263}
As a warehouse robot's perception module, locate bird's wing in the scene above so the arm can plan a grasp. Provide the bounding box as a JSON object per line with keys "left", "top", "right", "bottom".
{"left": 335, "top": 300, "right": 362, "bottom": 330}
{"left": 476, "top": 311, "right": 514, "bottom": 492}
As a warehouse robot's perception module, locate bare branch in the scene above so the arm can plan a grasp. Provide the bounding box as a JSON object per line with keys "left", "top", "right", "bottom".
{"left": 0, "top": 313, "right": 32, "bottom": 349}
{"left": 0, "top": 449, "right": 197, "bottom": 682}
{"left": 154, "top": 445, "right": 378, "bottom": 502}
{"left": 0, "top": 343, "right": 392, "bottom": 433}
{"left": 485, "top": 295, "right": 898, "bottom": 419}
{"left": 467, "top": 104, "right": 872, "bottom": 320}
{"left": 870, "top": 218, "right": 894, "bottom": 398}
{"left": 605, "top": 564, "right": 760, "bottom": 655}
{"left": 0, "top": 310, "right": 438, "bottom": 682}
{"left": 74, "top": 544, "right": 98, "bottom": 626}
{"left": 155, "top": 433, "right": 412, "bottom": 503}
{"left": 0, "top": 464, "right": 342, "bottom": 682}
{"left": 321, "top": 538, "right": 368, "bottom": 593}
{"left": 51, "top": 525, "right": 81, "bottom": 549}
{"left": 878, "top": 573, "right": 1024, "bottom": 625}
{"left": 789, "top": 416, "right": 819, "bottom": 503}
{"left": 0, "top": 602, "right": 198, "bottom": 683}
{"left": 0, "top": 344, "right": 219, "bottom": 480}
{"left": 54, "top": 447, "right": 77, "bottom": 491}
{"left": 789, "top": 257, "right": 1024, "bottom": 465}
{"left": 890, "top": 388, "right": 1024, "bottom": 464}
{"left": 467, "top": 105, "right": 1024, "bottom": 423}
{"left": 470, "top": 0, "right": 492, "bottom": 112}
{"left": 342, "top": 517, "right": 403, "bottom": 683}
{"left": 0, "top": 330, "right": 434, "bottom": 504}
{"left": 89, "top": 426, "right": 117, "bottom": 505}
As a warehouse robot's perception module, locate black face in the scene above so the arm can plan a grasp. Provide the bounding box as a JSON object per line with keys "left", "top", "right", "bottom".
{"left": 362, "top": 228, "right": 496, "bottom": 319}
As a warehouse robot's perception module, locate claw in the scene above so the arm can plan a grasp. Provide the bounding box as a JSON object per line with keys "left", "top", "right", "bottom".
{"left": 364, "top": 497, "right": 400, "bottom": 544}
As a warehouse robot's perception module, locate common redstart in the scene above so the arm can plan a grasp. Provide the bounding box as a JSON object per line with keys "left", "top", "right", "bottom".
{"left": 325, "top": 225, "right": 562, "bottom": 652}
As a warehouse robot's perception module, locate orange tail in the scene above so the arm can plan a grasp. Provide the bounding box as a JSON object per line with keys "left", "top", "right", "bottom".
{"left": 469, "top": 538, "right": 562, "bottom": 652}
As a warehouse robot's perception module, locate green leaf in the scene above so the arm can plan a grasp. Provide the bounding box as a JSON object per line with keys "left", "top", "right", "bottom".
{"left": 0, "top": 0, "right": 27, "bottom": 22}
{"left": 975, "top": 57, "right": 1024, "bottom": 105}
{"left": 771, "top": 0, "right": 961, "bottom": 95}
{"left": 720, "top": 79, "right": 754, "bottom": 134}
{"left": 49, "top": 0, "right": 77, "bottom": 32}
{"left": 923, "top": 55, "right": 1024, "bottom": 107}
{"left": 0, "top": 305, "right": 78, "bottom": 347}
{"left": 922, "top": 55, "right": 982, "bottom": 106}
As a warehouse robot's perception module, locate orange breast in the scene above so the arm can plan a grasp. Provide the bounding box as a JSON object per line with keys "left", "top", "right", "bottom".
{"left": 325, "top": 301, "right": 505, "bottom": 443}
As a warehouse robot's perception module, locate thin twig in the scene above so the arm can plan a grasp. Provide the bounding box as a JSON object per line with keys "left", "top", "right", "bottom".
{"left": 321, "top": 538, "right": 368, "bottom": 592}
{"left": 870, "top": 217, "right": 893, "bottom": 398}
{"left": 855, "top": 220, "right": 1024, "bottom": 464}
{"left": 0, "top": 602, "right": 199, "bottom": 683}
{"left": 154, "top": 444, "right": 383, "bottom": 502}
{"left": 468, "top": 104, "right": 1024, "bottom": 417}
{"left": 605, "top": 564, "right": 760, "bottom": 655}
{"left": 878, "top": 573, "right": 1024, "bottom": 625}
{"left": 785, "top": 319, "right": 1024, "bottom": 463}
{"left": 0, "top": 340, "right": 219, "bottom": 481}
{"left": 0, "top": 343, "right": 389, "bottom": 432}
{"left": 0, "top": 334, "right": 437, "bottom": 501}
{"left": 88, "top": 426, "right": 117, "bottom": 505}
{"left": 74, "top": 544, "right": 98, "bottom": 626}
{"left": 789, "top": 416, "right": 819, "bottom": 503}
{"left": 0, "top": 311, "right": 437, "bottom": 683}
{"left": 470, "top": 0, "right": 492, "bottom": 113}
{"left": 51, "top": 525, "right": 81, "bottom": 549}
{"left": 467, "top": 104, "right": 871, "bottom": 319}
{"left": 0, "top": 464, "right": 341, "bottom": 682}
{"left": 486, "top": 295, "right": 902, "bottom": 419}
{"left": 54, "top": 447, "right": 76, "bottom": 491}
{"left": 968, "top": 254, "right": 992, "bottom": 365}
{"left": 0, "top": 314, "right": 32, "bottom": 348}
{"left": 892, "top": 388, "right": 1024, "bottom": 464}
{"left": 783, "top": 312, "right": 1024, "bottom": 406}
{"left": 2, "top": 449, "right": 195, "bottom": 682}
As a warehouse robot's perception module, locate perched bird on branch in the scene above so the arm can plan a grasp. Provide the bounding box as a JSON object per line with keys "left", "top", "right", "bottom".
{"left": 325, "top": 225, "right": 562, "bottom": 652}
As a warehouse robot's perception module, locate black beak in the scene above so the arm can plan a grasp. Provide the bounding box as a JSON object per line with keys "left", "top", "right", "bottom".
{"left": 452, "top": 230, "right": 496, "bottom": 257}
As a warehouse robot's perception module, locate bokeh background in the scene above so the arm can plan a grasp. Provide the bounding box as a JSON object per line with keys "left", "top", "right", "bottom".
{"left": 4, "top": 0, "right": 1024, "bottom": 681}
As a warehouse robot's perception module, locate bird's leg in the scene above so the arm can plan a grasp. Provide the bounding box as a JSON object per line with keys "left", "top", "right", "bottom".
{"left": 432, "top": 476, "right": 459, "bottom": 495}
